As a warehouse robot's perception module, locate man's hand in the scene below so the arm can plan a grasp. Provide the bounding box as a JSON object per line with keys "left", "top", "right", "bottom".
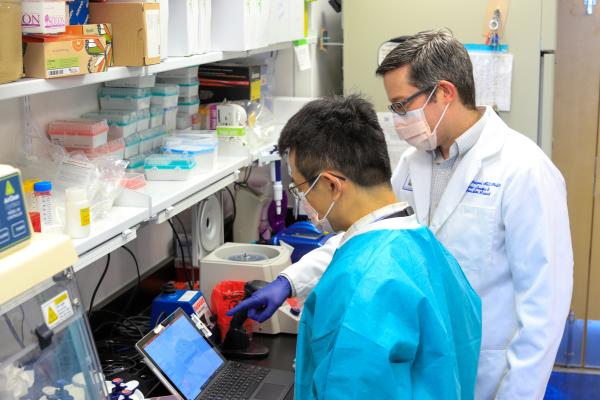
{"left": 226, "top": 276, "right": 292, "bottom": 322}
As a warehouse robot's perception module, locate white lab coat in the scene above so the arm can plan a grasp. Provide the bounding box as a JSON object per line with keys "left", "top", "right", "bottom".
{"left": 281, "top": 107, "right": 573, "bottom": 399}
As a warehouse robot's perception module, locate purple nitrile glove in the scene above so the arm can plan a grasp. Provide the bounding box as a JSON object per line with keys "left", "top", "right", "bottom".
{"left": 226, "top": 276, "right": 292, "bottom": 323}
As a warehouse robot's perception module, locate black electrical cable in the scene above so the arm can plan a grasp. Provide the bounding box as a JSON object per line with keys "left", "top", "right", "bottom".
{"left": 120, "top": 245, "right": 141, "bottom": 315}
{"left": 168, "top": 219, "right": 193, "bottom": 289}
{"left": 88, "top": 254, "right": 111, "bottom": 319}
{"left": 174, "top": 215, "right": 194, "bottom": 284}
{"left": 19, "top": 306, "right": 25, "bottom": 343}
{"left": 225, "top": 186, "right": 236, "bottom": 224}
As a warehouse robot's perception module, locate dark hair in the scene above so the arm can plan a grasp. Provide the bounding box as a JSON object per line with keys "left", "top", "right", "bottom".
{"left": 376, "top": 28, "right": 477, "bottom": 109}
{"left": 278, "top": 94, "right": 391, "bottom": 187}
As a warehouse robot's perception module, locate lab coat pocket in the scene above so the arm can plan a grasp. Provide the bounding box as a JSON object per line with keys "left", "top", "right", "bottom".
{"left": 442, "top": 204, "right": 495, "bottom": 286}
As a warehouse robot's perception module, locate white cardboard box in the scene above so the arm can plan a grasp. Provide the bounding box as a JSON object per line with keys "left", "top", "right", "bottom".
{"left": 169, "top": 0, "right": 198, "bottom": 56}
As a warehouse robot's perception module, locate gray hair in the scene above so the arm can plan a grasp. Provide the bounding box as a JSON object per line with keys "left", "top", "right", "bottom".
{"left": 376, "top": 29, "right": 477, "bottom": 109}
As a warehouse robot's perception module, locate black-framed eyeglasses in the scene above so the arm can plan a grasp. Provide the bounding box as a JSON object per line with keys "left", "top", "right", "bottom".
{"left": 388, "top": 85, "right": 436, "bottom": 116}
{"left": 288, "top": 173, "right": 346, "bottom": 200}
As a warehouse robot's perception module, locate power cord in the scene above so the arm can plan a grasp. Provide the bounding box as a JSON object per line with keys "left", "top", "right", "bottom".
{"left": 225, "top": 187, "right": 237, "bottom": 225}
{"left": 88, "top": 254, "right": 111, "bottom": 319}
{"left": 120, "top": 245, "right": 141, "bottom": 315}
{"left": 174, "top": 215, "right": 194, "bottom": 284}
{"left": 168, "top": 219, "right": 193, "bottom": 289}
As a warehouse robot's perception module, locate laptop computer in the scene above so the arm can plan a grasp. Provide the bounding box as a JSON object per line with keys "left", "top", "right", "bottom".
{"left": 136, "top": 308, "right": 294, "bottom": 400}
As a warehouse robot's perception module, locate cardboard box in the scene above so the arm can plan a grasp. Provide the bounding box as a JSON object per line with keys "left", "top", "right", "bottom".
{"left": 89, "top": 2, "right": 160, "bottom": 67}
{"left": 0, "top": 0, "right": 23, "bottom": 84}
{"left": 168, "top": 0, "right": 197, "bottom": 57}
{"left": 198, "top": 64, "right": 261, "bottom": 103}
{"left": 66, "top": 24, "right": 113, "bottom": 66}
{"left": 23, "top": 33, "right": 108, "bottom": 79}
{"left": 21, "top": 0, "right": 66, "bottom": 34}
{"left": 66, "top": 0, "right": 90, "bottom": 25}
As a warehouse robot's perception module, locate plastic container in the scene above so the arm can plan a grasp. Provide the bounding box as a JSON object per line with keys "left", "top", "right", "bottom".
{"left": 120, "top": 172, "right": 146, "bottom": 190}
{"left": 48, "top": 119, "right": 109, "bottom": 148}
{"left": 164, "top": 106, "right": 178, "bottom": 131}
{"left": 23, "top": 179, "right": 40, "bottom": 212}
{"left": 136, "top": 108, "right": 151, "bottom": 131}
{"left": 105, "top": 74, "right": 156, "bottom": 88}
{"left": 65, "top": 187, "right": 91, "bottom": 239}
{"left": 162, "top": 134, "right": 218, "bottom": 172}
{"left": 144, "top": 154, "right": 196, "bottom": 181}
{"left": 158, "top": 66, "right": 198, "bottom": 79}
{"left": 99, "top": 87, "right": 151, "bottom": 111}
{"left": 126, "top": 154, "right": 146, "bottom": 172}
{"left": 65, "top": 138, "right": 125, "bottom": 159}
{"left": 177, "top": 96, "right": 200, "bottom": 115}
{"left": 124, "top": 133, "right": 141, "bottom": 158}
{"left": 138, "top": 130, "right": 155, "bottom": 154}
{"left": 158, "top": 76, "right": 199, "bottom": 97}
{"left": 34, "top": 181, "right": 54, "bottom": 231}
{"left": 150, "top": 107, "right": 165, "bottom": 128}
{"left": 82, "top": 110, "right": 137, "bottom": 138}
{"left": 176, "top": 113, "right": 192, "bottom": 130}
{"left": 151, "top": 125, "right": 168, "bottom": 150}
{"left": 151, "top": 84, "right": 180, "bottom": 108}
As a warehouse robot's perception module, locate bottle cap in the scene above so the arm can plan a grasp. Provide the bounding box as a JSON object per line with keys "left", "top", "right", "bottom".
{"left": 33, "top": 181, "right": 52, "bottom": 192}
{"left": 23, "top": 179, "right": 40, "bottom": 193}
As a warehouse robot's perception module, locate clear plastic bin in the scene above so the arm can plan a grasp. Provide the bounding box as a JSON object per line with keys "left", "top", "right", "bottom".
{"left": 164, "top": 106, "right": 178, "bottom": 131}
{"left": 47, "top": 119, "right": 109, "bottom": 148}
{"left": 150, "top": 126, "right": 168, "bottom": 150}
{"left": 105, "top": 75, "right": 156, "bottom": 88}
{"left": 0, "top": 267, "right": 106, "bottom": 400}
{"left": 176, "top": 113, "right": 192, "bottom": 130}
{"left": 144, "top": 154, "right": 197, "bottom": 181}
{"left": 136, "top": 108, "right": 151, "bottom": 131}
{"left": 138, "top": 130, "right": 155, "bottom": 154}
{"left": 157, "top": 76, "right": 200, "bottom": 97}
{"left": 126, "top": 154, "right": 147, "bottom": 173}
{"left": 150, "top": 107, "right": 165, "bottom": 128}
{"left": 124, "top": 133, "right": 141, "bottom": 158}
{"left": 158, "top": 66, "right": 198, "bottom": 79}
{"left": 177, "top": 96, "right": 200, "bottom": 115}
{"left": 151, "top": 84, "right": 180, "bottom": 108}
{"left": 82, "top": 110, "right": 137, "bottom": 138}
{"left": 99, "top": 87, "right": 151, "bottom": 111}
{"left": 162, "top": 133, "right": 218, "bottom": 172}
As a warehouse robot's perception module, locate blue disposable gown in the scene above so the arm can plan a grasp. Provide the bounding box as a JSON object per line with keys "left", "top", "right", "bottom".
{"left": 295, "top": 224, "right": 482, "bottom": 400}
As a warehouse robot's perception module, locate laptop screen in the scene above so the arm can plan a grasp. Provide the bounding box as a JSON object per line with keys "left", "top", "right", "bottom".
{"left": 141, "top": 312, "right": 225, "bottom": 400}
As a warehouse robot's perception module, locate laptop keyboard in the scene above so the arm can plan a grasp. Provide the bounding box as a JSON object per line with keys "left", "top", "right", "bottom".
{"left": 200, "top": 362, "right": 271, "bottom": 400}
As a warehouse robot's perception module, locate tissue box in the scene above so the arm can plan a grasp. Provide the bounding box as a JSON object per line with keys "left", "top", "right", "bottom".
{"left": 66, "top": 24, "right": 112, "bottom": 66}
{"left": 89, "top": 2, "right": 160, "bottom": 66}
{"left": 198, "top": 64, "right": 261, "bottom": 103}
{"left": 23, "top": 33, "right": 108, "bottom": 79}
{"left": 66, "top": 0, "right": 89, "bottom": 25}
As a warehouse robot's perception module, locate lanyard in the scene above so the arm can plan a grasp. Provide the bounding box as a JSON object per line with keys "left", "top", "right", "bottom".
{"left": 371, "top": 206, "right": 415, "bottom": 224}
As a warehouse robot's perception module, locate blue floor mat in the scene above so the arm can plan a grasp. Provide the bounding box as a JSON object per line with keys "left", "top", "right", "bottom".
{"left": 545, "top": 371, "right": 600, "bottom": 399}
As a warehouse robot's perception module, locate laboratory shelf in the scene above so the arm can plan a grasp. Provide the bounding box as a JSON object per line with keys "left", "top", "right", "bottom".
{"left": 71, "top": 205, "right": 148, "bottom": 272}
{"left": 116, "top": 155, "right": 249, "bottom": 222}
{"left": 0, "top": 39, "right": 312, "bottom": 102}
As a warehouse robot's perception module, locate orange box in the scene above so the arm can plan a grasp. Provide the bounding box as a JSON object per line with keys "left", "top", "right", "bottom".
{"left": 23, "top": 33, "right": 107, "bottom": 79}
{"left": 65, "top": 23, "right": 113, "bottom": 66}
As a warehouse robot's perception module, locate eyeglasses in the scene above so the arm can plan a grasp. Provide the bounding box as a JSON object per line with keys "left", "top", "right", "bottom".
{"left": 288, "top": 173, "right": 346, "bottom": 201}
{"left": 388, "top": 85, "right": 436, "bottom": 116}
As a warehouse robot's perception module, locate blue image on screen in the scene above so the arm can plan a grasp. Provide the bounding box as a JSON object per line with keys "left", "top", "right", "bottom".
{"left": 144, "top": 315, "right": 224, "bottom": 400}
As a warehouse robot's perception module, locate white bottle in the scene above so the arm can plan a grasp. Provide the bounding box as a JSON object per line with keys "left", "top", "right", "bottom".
{"left": 65, "top": 187, "right": 91, "bottom": 239}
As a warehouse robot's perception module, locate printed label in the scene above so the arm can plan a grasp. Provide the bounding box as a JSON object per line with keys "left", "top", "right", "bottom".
{"left": 145, "top": 9, "right": 161, "bottom": 59}
{"left": 47, "top": 57, "right": 79, "bottom": 71}
{"left": 178, "top": 290, "right": 196, "bottom": 303}
{"left": 41, "top": 290, "right": 74, "bottom": 330}
{"left": 80, "top": 207, "right": 90, "bottom": 226}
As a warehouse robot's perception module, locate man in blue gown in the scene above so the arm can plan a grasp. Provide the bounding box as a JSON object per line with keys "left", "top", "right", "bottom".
{"left": 276, "top": 95, "right": 481, "bottom": 399}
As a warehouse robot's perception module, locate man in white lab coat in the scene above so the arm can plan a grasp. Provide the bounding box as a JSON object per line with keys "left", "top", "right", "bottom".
{"left": 230, "top": 29, "right": 573, "bottom": 399}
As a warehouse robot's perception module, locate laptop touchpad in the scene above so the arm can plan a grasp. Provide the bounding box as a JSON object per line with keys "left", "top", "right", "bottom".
{"left": 253, "top": 383, "right": 286, "bottom": 399}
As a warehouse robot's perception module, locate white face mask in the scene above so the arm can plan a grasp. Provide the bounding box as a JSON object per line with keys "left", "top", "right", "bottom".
{"left": 298, "top": 174, "right": 337, "bottom": 233}
{"left": 393, "top": 87, "right": 450, "bottom": 151}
